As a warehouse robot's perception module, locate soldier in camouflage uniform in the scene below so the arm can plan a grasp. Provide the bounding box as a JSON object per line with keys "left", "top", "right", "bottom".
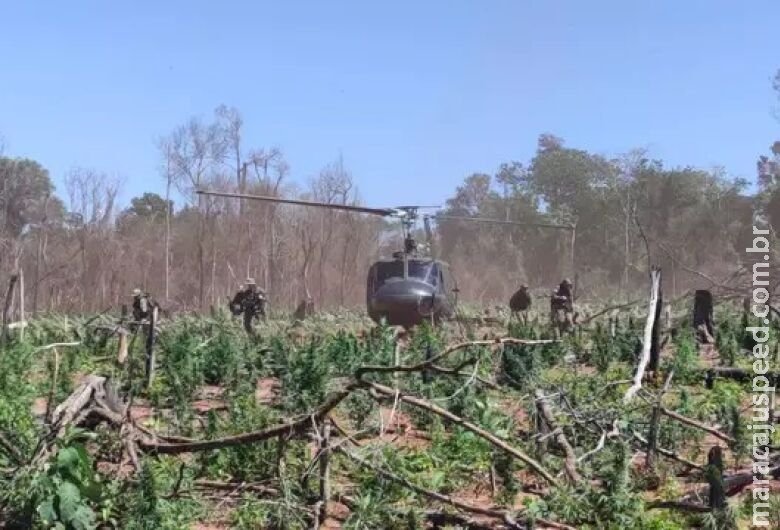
{"left": 550, "top": 278, "right": 575, "bottom": 333}
{"left": 230, "top": 278, "right": 267, "bottom": 334}
{"left": 133, "top": 289, "right": 152, "bottom": 325}
{"left": 509, "top": 284, "right": 532, "bottom": 313}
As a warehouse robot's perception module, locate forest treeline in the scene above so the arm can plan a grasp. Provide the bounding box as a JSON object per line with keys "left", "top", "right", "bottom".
{"left": 1, "top": 78, "right": 779, "bottom": 314}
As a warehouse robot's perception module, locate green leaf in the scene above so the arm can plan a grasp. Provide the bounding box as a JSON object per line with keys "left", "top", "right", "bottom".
{"left": 56, "top": 481, "right": 81, "bottom": 523}
{"left": 80, "top": 479, "right": 102, "bottom": 502}
{"left": 56, "top": 447, "right": 80, "bottom": 474}
{"left": 37, "top": 497, "right": 57, "bottom": 524}
{"left": 69, "top": 505, "right": 97, "bottom": 530}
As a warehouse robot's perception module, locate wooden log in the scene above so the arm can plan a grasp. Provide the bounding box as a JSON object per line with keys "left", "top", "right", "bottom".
{"left": 702, "top": 367, "right": 780, "bottom": 382}
{"left": 535, "top": 391, "right": 582, "bottom": 483}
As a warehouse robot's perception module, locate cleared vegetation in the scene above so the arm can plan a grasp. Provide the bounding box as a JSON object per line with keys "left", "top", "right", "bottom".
{"left": 0, "top": 297, "right": 778, "bottom": 530}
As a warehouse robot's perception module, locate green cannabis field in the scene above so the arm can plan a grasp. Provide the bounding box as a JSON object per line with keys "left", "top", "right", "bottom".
{"left": 0, "top": 302, "right": 778, "bottom": 529}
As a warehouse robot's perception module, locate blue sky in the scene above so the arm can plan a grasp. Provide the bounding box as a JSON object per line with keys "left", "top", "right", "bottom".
{"left": 1, "top": 1, "right": 778, "bottom": 209}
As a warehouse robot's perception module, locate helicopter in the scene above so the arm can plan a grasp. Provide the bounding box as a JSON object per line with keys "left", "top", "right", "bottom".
{"left": 196, "top": 189, "right": 574, "bottom": 327}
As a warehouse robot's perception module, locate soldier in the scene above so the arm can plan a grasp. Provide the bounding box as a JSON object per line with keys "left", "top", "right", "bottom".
{"left": 550, "top": 278, "right": 575, "bottom": 333}
{"left": 509, "top": 284, "right": 532, "bottom": 313}
{"left": 132, "top": 288, "right": 151, "bottom": 323}
{"left": 230, "top": 279, "right": 267, "bottom": 334}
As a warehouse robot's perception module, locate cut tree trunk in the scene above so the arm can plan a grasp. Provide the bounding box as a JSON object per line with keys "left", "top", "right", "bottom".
{"left": 649, "top": 274, "right": 663, "bottom": 373}
{"left": 144, "top": 305, "right": 157, "bottom": 388}
{"left": 693, "top": 290, "right": 715, "bottom": 344}
{"left": 1, "top": 274, "right": 19, "bottom": 348}
{"left": 707, "top": 446, "right": 726, "bottom": 510}
{"left": 624, "top": 267, "right": 662, "bottom": 403}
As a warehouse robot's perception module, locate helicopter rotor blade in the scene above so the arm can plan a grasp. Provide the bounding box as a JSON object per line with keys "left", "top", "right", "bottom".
{"left": 433, "top": 214, "right": 574, "bottom": 230}
{"left": 196, "top": 189, "right": 397, "bottom": 217}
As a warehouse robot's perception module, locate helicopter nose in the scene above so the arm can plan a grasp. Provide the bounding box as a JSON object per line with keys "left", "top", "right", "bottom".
{"left": 371, "top": 280, "right": 437, "bottom": 326}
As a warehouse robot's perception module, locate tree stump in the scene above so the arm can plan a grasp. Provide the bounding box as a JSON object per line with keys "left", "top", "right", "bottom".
{"left": 707, "top": 446, "right": 726, "bottom": 510}
{"left": 144, "top": 305, "right": 158, "bottom": 388}
{"left": 649, "top": 273, "right": 663, "bottom": 373}
{"left": 693, "top": 290, "right": 715, "bottom": 344}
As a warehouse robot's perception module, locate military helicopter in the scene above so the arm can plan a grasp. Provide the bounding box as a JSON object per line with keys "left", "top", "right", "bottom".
{"left": 196, "top": 189, "right": 573, "bottom": 327}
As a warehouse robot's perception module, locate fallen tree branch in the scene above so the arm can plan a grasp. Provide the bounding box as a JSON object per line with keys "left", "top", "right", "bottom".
{"left": 631, "top": 431, "right": 703, "bottom": 470}
{"left": 364, "top": 380, "right": 557, "bottom": 486}
{"left": 337, "top": 446, "right": 574, "bottom": 530}
{"left": 355, "top": 338, "right": 559, "bottom": 380}
{"left": 701, "top": 367, "right": 780, "bottom": 382}
{"left": 658, "top": 407, "right": 735, "bottom": 445}
{"left": 0, "top": 431, "right": 24, "bottom": 464}
{"left": 646, "top": 501, "right": 710, "bottom": 513}
{"left": 33, "top": 341, "right": 81, "bottom": 353}
{"left": 535, "top": 391, "right": 581, "bottom": 483}
{"left": 139, "top": 383, "right": 357, "bottom": 454}
{"left": 580, "top": 300, "right": 641, "bottom": 325}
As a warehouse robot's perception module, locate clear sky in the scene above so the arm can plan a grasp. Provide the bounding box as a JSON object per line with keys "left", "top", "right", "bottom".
{"left": 1, "top": 1, "right": 778, "bottom": 209}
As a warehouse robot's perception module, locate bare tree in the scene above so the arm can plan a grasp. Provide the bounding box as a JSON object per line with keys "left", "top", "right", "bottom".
{"left": 161, "top": 113, "right": 227, "bottom": 310}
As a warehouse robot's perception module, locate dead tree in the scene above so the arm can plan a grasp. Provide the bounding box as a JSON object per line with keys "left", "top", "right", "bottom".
{"left": 649, "top": 273, "right": 663, "bottom": 373}
{"left": 646, "top": 371, "right": 674, "bottom": 468}
{"left": 144, "top": 305, "right": 158, "bottom": 388}
{"left": 706, "top": 446, "right": 726, "bottom": 510}
{"left": 624, "top": 267, "right": 662, "bottom": 403}
{"left": 1, "top": 273, "right": 18, "bottom": 347}
{"left": 693, "top": 290, "right": 715, "bottom": 344}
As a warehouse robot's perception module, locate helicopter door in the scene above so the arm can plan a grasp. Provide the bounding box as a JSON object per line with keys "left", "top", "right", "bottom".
{"left": 441, "top": 264, "right": 458, "bottom": 304}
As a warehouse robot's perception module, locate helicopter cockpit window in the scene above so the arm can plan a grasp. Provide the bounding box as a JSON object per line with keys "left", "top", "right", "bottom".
{"left": 408, "top": 261, "right": 433, "bottom": 280}
{"left": 428, "top": 263, "right": 440, "bottom": 286}
{"left": 375, "top": 261, "right": 404, "bottom": 284}
{"left": 374, "top": 260, "right": 435, "bottom": 285}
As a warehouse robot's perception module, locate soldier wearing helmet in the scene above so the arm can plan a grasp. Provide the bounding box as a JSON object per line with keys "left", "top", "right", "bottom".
{"left": 550, "top": 278, "right": 575, "bottom": 332}
{"left": 132, "top": 288, "right": 151, "bottom": 323}
{"left": 230, "top": 278, "right": 267, "bottom": 333}
{"left": 509, "top": 284, "right": 532, "bottom": 313}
